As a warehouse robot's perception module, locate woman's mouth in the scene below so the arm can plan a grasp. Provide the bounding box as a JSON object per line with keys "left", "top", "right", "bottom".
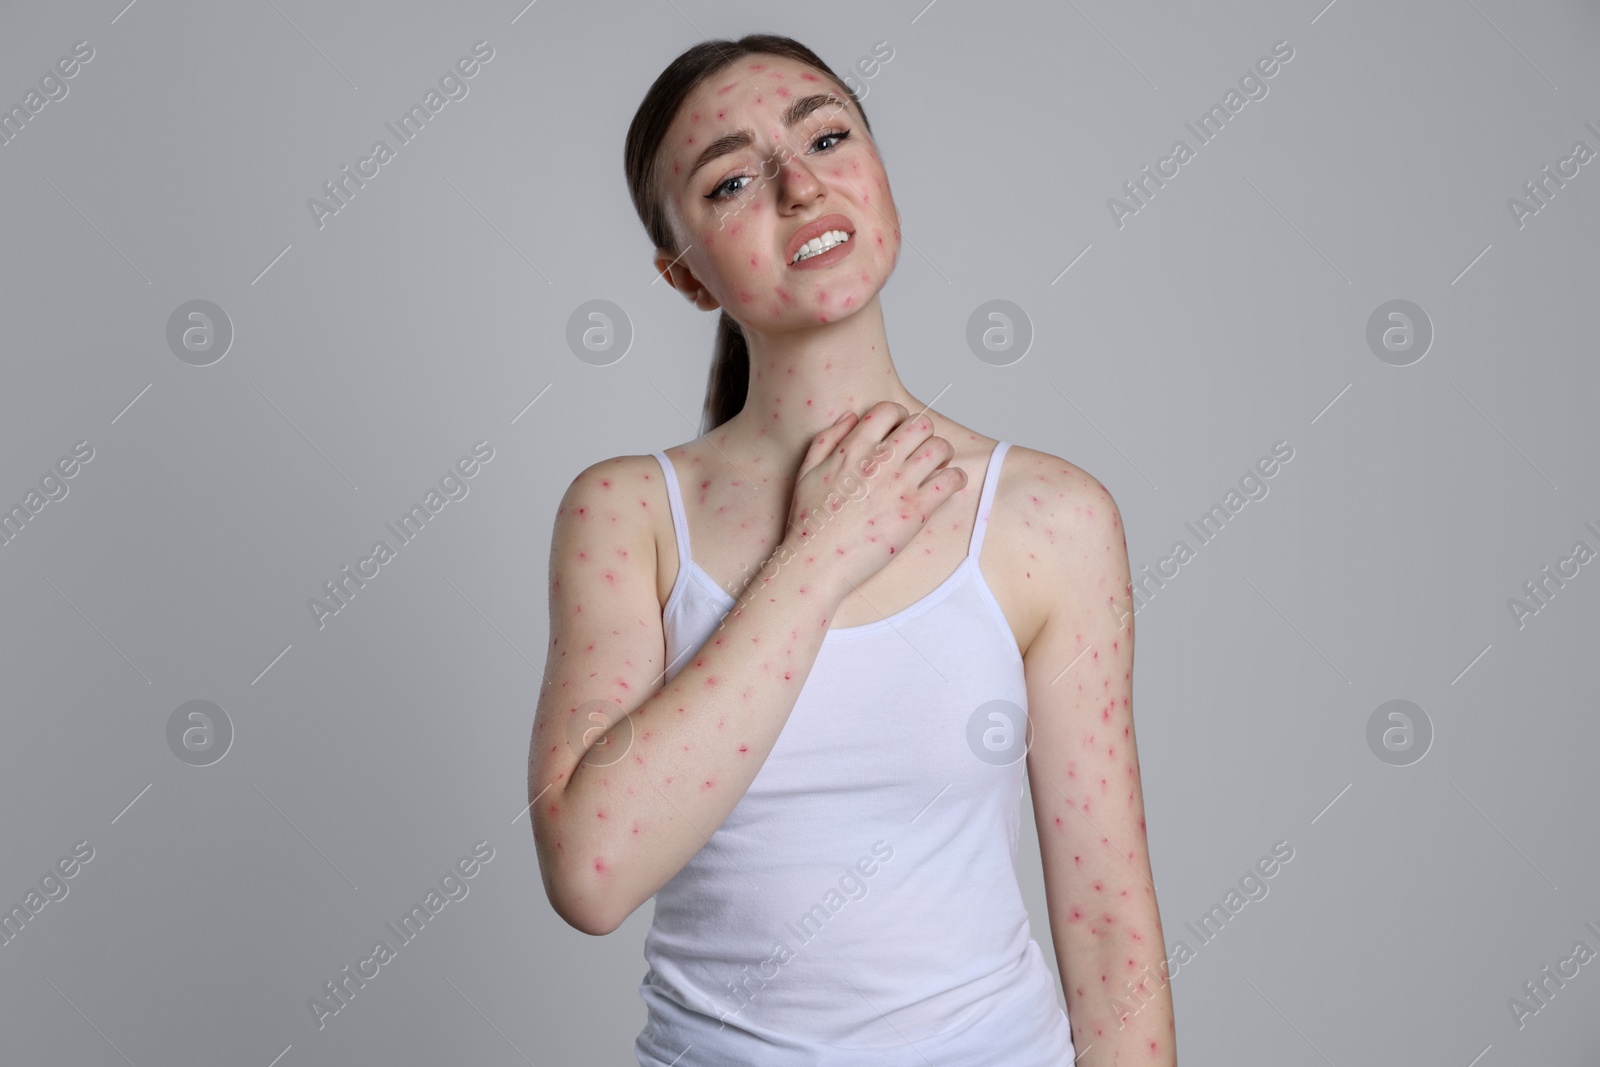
{"left": 788, "top": 230, "right": 854, "bottom": 269}
{"left": 785, "top": 214, "right": 857, "bottom": 270}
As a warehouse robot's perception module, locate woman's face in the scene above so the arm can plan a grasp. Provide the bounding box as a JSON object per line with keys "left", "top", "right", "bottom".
{"left": 656, "top": 54, "right": 901, "bottom": 328}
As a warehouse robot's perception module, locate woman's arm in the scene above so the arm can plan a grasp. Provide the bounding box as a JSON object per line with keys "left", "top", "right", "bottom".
{"left": 1020, "top": 461, "right": 1176, "bottom": 1064}
{"left": 529, "top": 454, "right": 848, "bottom": 936}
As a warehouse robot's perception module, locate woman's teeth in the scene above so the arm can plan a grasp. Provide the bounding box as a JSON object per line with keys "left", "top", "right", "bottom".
{"left": 792, "top": 230, "right": 851, "bottom": 264}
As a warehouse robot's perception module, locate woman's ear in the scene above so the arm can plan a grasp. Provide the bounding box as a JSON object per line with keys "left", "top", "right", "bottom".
{"left": 653, "top": 249, "right": 723, "bottom": 312}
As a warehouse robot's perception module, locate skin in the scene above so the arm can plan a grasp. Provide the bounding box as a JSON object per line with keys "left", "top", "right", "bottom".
{"left": 530, "top": 53, "right": 1176, "bottom": 1063}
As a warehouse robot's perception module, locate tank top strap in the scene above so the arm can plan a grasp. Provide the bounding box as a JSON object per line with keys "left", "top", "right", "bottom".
{"left": 651, "top": 451, "right": 693, "bottom": 566}
{"left": 966, "top": 440, "right": 1010, "bottom": 561}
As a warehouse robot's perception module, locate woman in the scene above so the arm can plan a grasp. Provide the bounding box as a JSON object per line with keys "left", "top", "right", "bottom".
{"left": 529, "top": 33, "right": 1177, "bottom": 1065}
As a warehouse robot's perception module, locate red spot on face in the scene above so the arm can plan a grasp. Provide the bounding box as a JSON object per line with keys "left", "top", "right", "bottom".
{"left": 593, "top": 857, "right": 608, "bottom": 875}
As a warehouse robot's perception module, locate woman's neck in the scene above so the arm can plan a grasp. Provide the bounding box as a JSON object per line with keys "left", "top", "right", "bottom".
{"left": 714, "top": 295, "right": 924, "bottom": 459}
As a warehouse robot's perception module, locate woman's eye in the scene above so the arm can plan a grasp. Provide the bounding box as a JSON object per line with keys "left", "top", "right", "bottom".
{"left": 705, "top": 128, "right": 853, "bottom": 202}
{"left": 812, "top": 128, "right": 850, "bottom": 152}
{"left": 709, "top": 175, "right": 752, "bottom": 201}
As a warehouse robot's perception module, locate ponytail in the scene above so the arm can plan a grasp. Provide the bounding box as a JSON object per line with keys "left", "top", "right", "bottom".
{"left": 702, "top": 310, "right": 749, "bottom": 435}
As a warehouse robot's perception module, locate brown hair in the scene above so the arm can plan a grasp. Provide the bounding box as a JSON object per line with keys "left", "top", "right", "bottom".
{"left": 623, "top": 34, "right": 873, "bottom": 435}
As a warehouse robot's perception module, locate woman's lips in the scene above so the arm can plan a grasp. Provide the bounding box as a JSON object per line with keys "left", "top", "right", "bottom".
{"left": 787, "top": 234, "right": 855, "bottom": 270}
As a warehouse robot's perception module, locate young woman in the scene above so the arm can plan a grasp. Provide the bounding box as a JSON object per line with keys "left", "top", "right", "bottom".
{"left": 530, "top": 33, "right": 1177, "bottom": 1066}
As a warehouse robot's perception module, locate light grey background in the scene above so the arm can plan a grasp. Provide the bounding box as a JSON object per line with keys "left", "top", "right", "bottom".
{"left": 1, "top": 0, "right": 1596, "bottom": 1064}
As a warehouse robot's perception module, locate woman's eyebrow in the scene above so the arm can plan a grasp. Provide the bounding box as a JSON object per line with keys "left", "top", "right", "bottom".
{"left": 684, "top": 92, "right": 851, "bottom": 182}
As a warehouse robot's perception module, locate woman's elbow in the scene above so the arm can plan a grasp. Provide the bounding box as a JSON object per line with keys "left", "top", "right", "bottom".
{"left": 540, "top": 846, "right": 624, "bottom": 936}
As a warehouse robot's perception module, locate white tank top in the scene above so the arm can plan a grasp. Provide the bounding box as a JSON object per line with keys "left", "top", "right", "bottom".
{"left": 635, "top": 440, "right": 1075, "bottom": 1066}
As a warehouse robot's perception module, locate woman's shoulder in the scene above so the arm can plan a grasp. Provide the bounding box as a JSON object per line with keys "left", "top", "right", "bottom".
{"left": 983, "top": 439, "right": 1127, "bottom": 652}
{"left": 991, "top": 440, "right": 1122, "bottom": 545}
{"left": 554, "top": 450, "right": 678, "bottom": 547}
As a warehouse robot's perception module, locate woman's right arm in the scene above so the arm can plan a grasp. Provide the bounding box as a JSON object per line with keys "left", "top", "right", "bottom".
{"left": 529, "top": 404, "right": 964, "bottom": 935}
